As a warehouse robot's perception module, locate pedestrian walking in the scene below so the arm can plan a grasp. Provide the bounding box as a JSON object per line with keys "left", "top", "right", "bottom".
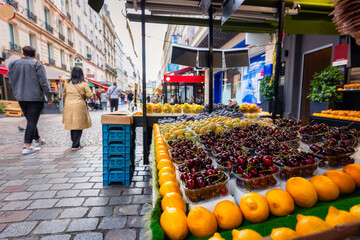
{"left": 128, "top": 90, "right": 134, "bottom": 110}
{"left": 62, "top": 67, "right": 93, "bottom": 151}
{"left": 100, "top": 90, "right": 108, "bottom": 110}
{"left": 107, "top": 82, "right": 121, "bottom": 112}
{"left": 120, "top": 94, "right": 125, "bottom": 105}
{"left": 8, "top": 46, "right": 52, "bottom": 155}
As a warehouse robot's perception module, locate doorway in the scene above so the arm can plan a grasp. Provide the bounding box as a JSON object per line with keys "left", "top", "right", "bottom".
{"left": 300, "top": 46, "right": 332, "bottom": 124}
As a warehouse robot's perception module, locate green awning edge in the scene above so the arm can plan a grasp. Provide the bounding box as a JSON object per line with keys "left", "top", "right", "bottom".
{"left": 88, "top": 82, "right": 95, "bottom": 87}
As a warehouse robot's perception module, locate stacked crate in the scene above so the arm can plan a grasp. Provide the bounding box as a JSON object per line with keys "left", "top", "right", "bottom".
{"left": 102, "top": 124, "right": 135, "bottom": 186}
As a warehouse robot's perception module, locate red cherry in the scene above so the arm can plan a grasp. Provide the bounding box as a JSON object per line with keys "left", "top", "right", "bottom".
{"left": 262, "top": 156, "right": 273, "bottom": 165}
{"left": 220, "top": 186, "right": 228, "bottom": 196}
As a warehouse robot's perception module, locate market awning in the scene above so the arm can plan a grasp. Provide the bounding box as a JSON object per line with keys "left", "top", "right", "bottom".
{"left": 44, "top": 66, "right": 67, "bottom": 80}
{"left": 164, "top": 75, "right": 205, "bottom": 83}
{"left": 88, "top": 82, "right": 95, "bottom": 87}
{"left": 0, "top": 66, "right": 8, "bottom": 75}
{"left": 87, "top": 79, "right": 109, "bottom": 91}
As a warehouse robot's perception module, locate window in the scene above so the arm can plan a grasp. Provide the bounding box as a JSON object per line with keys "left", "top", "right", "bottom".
{"left": 60, "top": 50, "right": 64, "bottom": 65}
{"left": 65, "top": 0, "right": 69, "bottom": 13}
{"left": 77, "top": 16, "right": 81, "bottom": 30}
{"left": 26, "top": 0, "right": 32, "bottom": 12}
{"left": 79, "top": 40, "right": 82, "bottom": 55}
{"left": 84, "top": 25, "right": 87, "bottom": 37}
{"left": 9, "top": 24, "right": 14, "bottom": 44}
{"left": 61, "top": 0, "right": 64, "bottom": 12}
{"left": 90, "top": 31, "right": 93, "bottom": 42}
{"left": 83, "top": 0, "right": 87, "bottom": 14}
{"left": 69, "top": 55, "right": 73, "bottom": 67}
{"left": 58, "top": 21, "right": 62, "bottom": 34}
{"left": 47, "top": 43, "right": 52, "bottom": 60}
{"left": 44, "top": 8, "right": 50, "bottom": 24}
{"left": 67, "top": 28, "right": 71, "bottom": 41}
{"left": 29, "top": 33, "right": 35, "bottom": 47}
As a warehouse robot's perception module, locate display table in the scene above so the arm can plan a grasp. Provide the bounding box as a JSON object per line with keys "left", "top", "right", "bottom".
{"left": 310, "top": 116, "right": 360, "bottom": 130}
{"left": 145, "top": 136, "right": 360, "bottom": 240}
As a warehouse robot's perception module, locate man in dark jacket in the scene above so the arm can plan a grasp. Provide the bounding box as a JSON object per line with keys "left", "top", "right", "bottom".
{"left": 127, "top": 90, "right": 134, "bottom": 110}
{"left": 8, "top": 46, "right": 52, "bottom": 155}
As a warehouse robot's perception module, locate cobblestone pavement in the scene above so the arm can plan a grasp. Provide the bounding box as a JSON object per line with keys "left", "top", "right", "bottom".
{"left": 0, "top": 106, "right": 151, "bottom": 239}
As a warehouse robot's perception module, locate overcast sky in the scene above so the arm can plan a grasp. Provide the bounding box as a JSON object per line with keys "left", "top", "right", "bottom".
{"left": 105, "top": 0, "right": 168, "bottom": 82}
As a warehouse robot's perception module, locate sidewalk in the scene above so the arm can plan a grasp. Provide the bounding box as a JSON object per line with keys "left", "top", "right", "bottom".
{"left": 0, "top": 108, "right": 150, "bottom": 239}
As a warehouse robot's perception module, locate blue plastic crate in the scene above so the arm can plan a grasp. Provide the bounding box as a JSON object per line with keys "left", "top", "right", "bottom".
{"left": 102, "top": 131, "right": 132, "bottom": 141}
{"left": 102, "top": 139, "right": 132, "bottom": 147}
{"left": 102, "top": 124, "right": 132, "bottom": 132}
{"left": 103, "top": 143, "right": 134, "bottom": 154}
{"left": 103, "top": 158, "right": 134, "bottom": 170}
{"left": 103, "top": 167, "right": 134, "bottom": 186}
{"left": 103, "top": 152, "right": 133, "bottom": 160}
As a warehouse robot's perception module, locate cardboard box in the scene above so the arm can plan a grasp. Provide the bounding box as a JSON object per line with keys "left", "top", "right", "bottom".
{"left": 101, "top": 111, "right": 133, "bottom": 125}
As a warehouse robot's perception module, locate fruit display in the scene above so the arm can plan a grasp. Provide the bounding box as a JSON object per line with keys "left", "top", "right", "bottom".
{"left": 273, "top": 118, "right": 302, "bottom": 131}
{"left": 323, "top": 126, "right": 360, "bottom": 147}
{"left": 295, "top": 214, "right": 331, "bottom": 236}
{"left": 285, "top": 177, "right": 318, "bottom": 208}
{"left": 265, "top": 189, "right": 295, "bottom": 217}
{"left": 187, "top": 207, "right": 218, "bottom": 238}
{"left": 239, "top": 192, "right": 269, "bottom": 223}
{"left": 213, "top": 200, "right": 243, "bottom": 230}
{"left": 325, "top": 206, "right": 359, "bottom": 227}
{"left": 203, "top": 103, "right": 244, "bottom": 118}
{"left": 313, "top": 110, "right": 360, "bottom": 122}
{"left": 299, "top": 123, "right": 329, "bottom": 143}
{"left": 144, "top": 103, "right": 204, "bottom": 115}
{"left": 239, "top": 103, "right": 260, "bottom": 113}
{"left": 309, "top": 175, "right": 340, "bottom": 202}
{"left": 323, "top": 170, "right": 356, "bottom": 195}
{"left": 343, "top": 83, "right": 360, "bottom": 89}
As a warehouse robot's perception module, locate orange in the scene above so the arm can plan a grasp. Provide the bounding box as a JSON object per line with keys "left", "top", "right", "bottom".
{"left": 232, "top": 229, "right": 262, "bottom": 240}
{"left": 239, "top": 192, "right": 269, "bottom": 223}
{"left": 323, "top": 170, "right": 355, "bottom": 195}
{"left": 159, "top": 181, "right": 181, "bottom": 197}
{"left": 265, "top": 189, "right": 294, "bottom": 217}
{"left": 343, "top": 164, "right": 360, "bottom": 188}
{"left": 187, "top": 206, "right": 217, "bottom": 238}
{"left": 156, "top": 153, "right": 171, "bottom": 163}
{"left": 160, "top": 207, "right": 188, "bottom": 240}
{"left": 158, "top": 167, "right": 175, "bottom": 178}
{"left": 208, "top": 232, "right": 225, "bottom": 240}
{"left": 350, "top": 204, "right": 360, "bottom": 219}
{"left": 325, "top": 206, "right": 359, "bottom": 227}
{"left": 156, "top": 145, "right": 169, "bottom": 155}
{"left": 271, "top": 227, "right": 300, "bottom": 240}
{"left": 309, "top": 175, "right": 339, "bottom": 201}
{"left": 285, "top": 177, "right": 318, "bottom": 208}
{"left": 213, "top": 200, "right": 242, "bottom": 230}
{"left": 158, "top": 172, "right": 177, "bottom": 186}
{"left": 295, "top": 214, "right": 331, "bottom": 236}
{"left": 161, "top": 192, "right": 186, "bottom": 213}
{"left": 157, "top": 159, "right": 174, "bottom": 171}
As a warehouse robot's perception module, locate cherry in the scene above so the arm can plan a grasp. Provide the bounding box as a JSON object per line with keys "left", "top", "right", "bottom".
{"left": 195, "top": 177, "right": 206, "bottom": 188}
{"left": 220, "top": 186, "right": 228, "bottom": 196}
{"left": 262, "top": 156, "right": 273, "bottom": 165}
{"left": 186, "top": 179, "right": 195, "bottom": 189}
{"left": 269, "top": 165, "right": 278, "bottom": 174}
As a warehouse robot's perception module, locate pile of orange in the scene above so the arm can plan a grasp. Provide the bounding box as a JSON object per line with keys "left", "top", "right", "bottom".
{"left": 313, "top": 110, "right": 360, "bottom": 121}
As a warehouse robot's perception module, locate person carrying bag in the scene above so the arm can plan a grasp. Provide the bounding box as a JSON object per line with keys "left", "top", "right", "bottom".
{"left": 62, "top": 67, "right": 93, "bottom": 151}
{"left": 107, "top": 82, "right": 121, "bottom": 112}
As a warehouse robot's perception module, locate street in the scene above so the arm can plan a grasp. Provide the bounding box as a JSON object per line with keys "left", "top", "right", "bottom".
{"left": 0, "top": 105, "right": 150, "bottom": 240}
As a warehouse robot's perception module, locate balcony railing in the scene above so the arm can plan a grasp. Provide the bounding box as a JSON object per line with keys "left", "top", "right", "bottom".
{"left": 27, "top": 9, "right": 37, "bottom": 23}
{"left": 68, "top": 40, "right": 73, "bottom": 47}
{"left": 5, "top": 0, "right": 18, "bottom": 10}
{"left": 45, "top": 23, "right": 53, "bottom": 34}
{"left": 66, "top": 12, "right": 71, "bottom": 20}
{"left": 49, "top": 58, "right": 55, "bottom": 66}
{"left": 9, "top": 42, "right": 21, "bottom": 53}
{"left": 61, "top": 64, "right": 67, "bottom": 70}
{"left": 87, "top": 54, "right": 92, "bottom": 60}
{"left": 59, "top": 33, "right": 65, "bottom": 41}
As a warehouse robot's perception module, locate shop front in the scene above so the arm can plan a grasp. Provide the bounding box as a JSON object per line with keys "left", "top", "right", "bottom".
{"left": 163, "top": 67, "right": 205, "bottom": 105}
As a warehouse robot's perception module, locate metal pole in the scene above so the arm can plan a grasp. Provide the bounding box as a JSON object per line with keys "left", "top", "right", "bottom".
{"left": 141, "top": 0, "right": 148, "bottom": 165}
{"left": 208, "top": 4, "right": 214, "bottom": 113}
{"left": 272, "top": 0, "right": 285, "bottom": 119}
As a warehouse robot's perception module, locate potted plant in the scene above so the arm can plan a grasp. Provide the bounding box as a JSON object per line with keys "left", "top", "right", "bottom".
{"left": 260, "top": 75, "right": 274, "bottom": 112}
{"left": 308, "top": 66, "right": 343, "bottom": 115}
{"left": 0, "top": 103, "right": 6, "bottom": 115}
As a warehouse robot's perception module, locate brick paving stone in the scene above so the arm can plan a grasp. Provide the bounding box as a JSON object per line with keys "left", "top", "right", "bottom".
{"left": 143, "top": 187, "right": 152, "bottom": 195}
{"left": 131, "top": 176, "right": 143, "bottom": 182}
{"left": 104, "top": 229, "right": 136, "bottom": 240}
{"left": 99, "top": 189, "right": 122, "bottom": 197}
{"left": 33, "top": 219, "right": 70, "bottom": 234}
{"left": 67, "top": 218, "right": 99, "bottom": 232}
{"left": 140, "top": 204, "right": 151, "bottom": 215}
{"left": 74, "top": 232, "right": 103, "bottom": 240}
{"left": 59, "top": 207, "right": 88, "bottom": 218}
{"left": 89, "top": 177, "right": 103, "bottom": 183}
{"left": 87, "top": 207, "right": 113, "bottom": 217}
{"left": 0, "top": 193, "right": 9, "bottom": 200}
{"left": 55, "top": 198, "right": 84, "bottom": 207}
{"left": 0, "top": 223, "right": 6, "bottom": 232}
{"left": 25, "top": 179, "right": 50, "bottom": 185}
{"left": 132, "top": 195, "right": 151, "bottom": 204}
{"left": 28, "top": 209, "right": 61, "bottom": 220}
{"left": 24, "top": 174, "right": 47, "bottom": 179}
{"left": 134, "top": 182, "right": 149, "bottom": 188}
{"left": 28, "top": 199, "right": 58, "bottom": 209}
{"left": 46, "top": 173, "right": 67, "bottom": 178}
{"left": 50, "top": 184, "right": 74, "bottom": 190}
{"left": 1, "top": 201, "right": 32, "bottom": 211}
{"left": 55, "top": 190, "right": 80, "bottom": 198}
{"left": 56, "top": 164, "right": 75, "bottom": 169}
{"left": 3, "top": 180, "right": 27, "bottom": 187}
{"left": 0, "top": 210, "right": 32, "bottom": 223}
{"left": 79, "top": 189, "right": 100, "bottom": 197}
{"left": 47, "top": 178, "right": 69, "bottom": 184}
{"left": 40, "top": 169, "right": 59, "bottom": 174}
{"left": 115, "top": 205, "right": 140, "bottom": 216}
{"left": 127, "top": 216, "right": 143, "bottom": 228}
{"left": 0, "top": 221, "right": 38, "bottom": 238}
{"left": 92, "top": 183, "right": 104, "bottom": 189}
{"left": 1, "top": 185, "right": 29, "bottom": 193}
{"left": 65, "top": 172, "right": 85, "bottom": 178}
{"left": 68, "top": 177, "right": 91, "bottom": 183}
{"left": 72, "top": 183, "right": 94, "bottom": 189}
{"left": 85, "top": 172, "right": 102, "bottom": 177}
{"left": 109, "top": 196, "right": 132, "bottom": 205}
{"left": 30, "top": 191, "right": 57, "bottom": 200}
{"left": 83, "top": 197, "right": 109, "bottom": 206}
{"left": 137, "top": 171, "right": 151, "bottom": 176}
{"left": 98, "top": 217, "right": 126, "bottom": 230}
{"left": 40, "top": 235, "right": 71, "bottom": 240}
{"left": 4, "top": 192, "right": 33, "bottom": 201}
{"left": 144, "top": 175, "right": 152, "bottom": 181}
{"left": 27, "top": 184, "right": 52, "bottom": 191}
{"left": 74, "top": 164, "right": 91, "bottom": 168}
{"left": 76, "top": 168, "right": 96, "bottom": 172}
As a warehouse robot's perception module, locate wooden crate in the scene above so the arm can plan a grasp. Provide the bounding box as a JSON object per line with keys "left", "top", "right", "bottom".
{"left": 0, "top": 100, "right": 24, "bottom": 117}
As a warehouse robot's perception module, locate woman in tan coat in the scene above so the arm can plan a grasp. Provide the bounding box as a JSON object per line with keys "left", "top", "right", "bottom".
{"left": 62, "top": 67, "right": 93, "bottom": 150}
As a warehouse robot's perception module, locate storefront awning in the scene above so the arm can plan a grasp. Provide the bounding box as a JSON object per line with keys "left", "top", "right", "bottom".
{"left": 44, "top": 66, "right": 68, "bottom": 80}
{"left": 164, "top": 75, "right": 205, "bottom": 83}
{"left": 88, "top": 82, "right": 95, "bottom": 87}
{"left": 0, "top": 66, "right": 8, "bottom": 75}
{"left": 87, "top": 79, "right": 109, "bottom": 91}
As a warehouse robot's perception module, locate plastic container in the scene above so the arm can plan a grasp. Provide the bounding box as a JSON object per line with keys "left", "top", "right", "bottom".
{"left": 277, "top": 162, "right": 317, "bottom": 180}
{"left": 280, "top": 138, "right": 300, "bottom": 149}
{"left": 232, "top": 172, "right": 278, "bottom": 191}
{"left": 300, "top": 132, "right": 326, "bottom": 144}
{"left": 316, "top": 151, "right": 356, "bottom": 169}
{"left": 103, "top": 165, "right": 134, "bottom": 186}
{"left": 102, "top": 124, "right": 132, "bottom": 132}
{"left": 214, "top": 159, "right": 232, "bottom": 174}
{"left": 181, "top": 173, "right": 229, "bottom": 203}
